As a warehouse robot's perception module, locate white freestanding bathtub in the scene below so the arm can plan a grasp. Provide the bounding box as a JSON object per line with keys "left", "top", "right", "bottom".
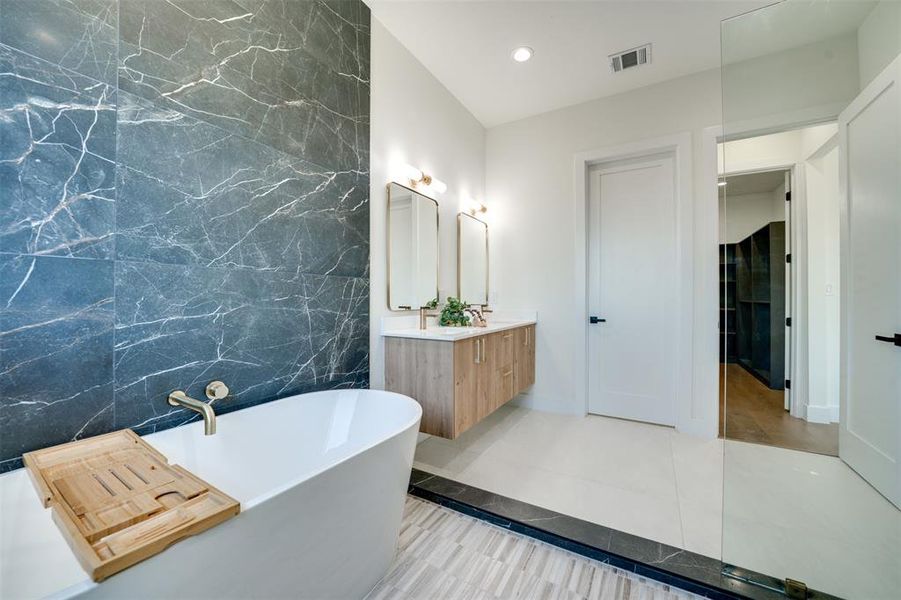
{"left": 0, "top": 389, "right": 422, "bottom": 600}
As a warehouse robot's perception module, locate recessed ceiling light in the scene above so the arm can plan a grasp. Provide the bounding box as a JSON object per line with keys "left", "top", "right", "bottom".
{"left": 511, "top": 46, "right": 533, "bottom": 63}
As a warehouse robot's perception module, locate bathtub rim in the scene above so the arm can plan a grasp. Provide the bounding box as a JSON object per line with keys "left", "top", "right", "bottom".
{"left": 144, "top": 388, "right": 422, "bottom": 511}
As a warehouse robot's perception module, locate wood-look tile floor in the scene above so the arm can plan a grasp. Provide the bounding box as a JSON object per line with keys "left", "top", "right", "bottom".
{"left": 366, "top": 497, "right": 698, "bottom": 600}
{"left": 719, "top": 363, "right": 838, "bottom": 456}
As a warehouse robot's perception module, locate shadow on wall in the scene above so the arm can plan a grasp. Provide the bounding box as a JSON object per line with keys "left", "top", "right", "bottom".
{"left": 0, "top": 0, "right": 372, "bottom": 472}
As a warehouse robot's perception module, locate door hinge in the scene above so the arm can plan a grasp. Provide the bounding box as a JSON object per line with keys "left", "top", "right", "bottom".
{"left": 784, "top": 578, "right": 807, "bottom": 600}
{"left": 785, "top": 379, "right": 791, "bottom": 390}
{"left": 785, "top": 191, "right": 792, "bottom": 202}
{"left": 786, "top": 253, "right": 792, "bottom": 264}
{"left": 786, "top": 317, "right": 791, "bottom": 327}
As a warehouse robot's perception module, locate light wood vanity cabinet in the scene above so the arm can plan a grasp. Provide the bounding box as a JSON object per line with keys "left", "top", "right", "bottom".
{"left": 514, "top": 324, "right": 535, "bottom": 393}
{"left": 385, "top": 324, "right": 536, "bottom": 439}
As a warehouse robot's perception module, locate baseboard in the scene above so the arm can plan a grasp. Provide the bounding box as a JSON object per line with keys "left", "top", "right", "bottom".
{"left": 806, "top": 404, "right": 838, "bottom": 424}
{"left": 677, "top": 417, "right": 718, "bottom": 439}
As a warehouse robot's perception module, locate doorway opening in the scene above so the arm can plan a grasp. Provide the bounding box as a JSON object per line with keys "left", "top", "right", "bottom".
{"left": 718, "top": 125, "right": 840, "bottom": 456}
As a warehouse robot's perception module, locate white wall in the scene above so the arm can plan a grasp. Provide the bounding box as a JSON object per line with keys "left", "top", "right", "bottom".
{"left": 370, "top": 20, "right": 486, "bottom": 390}
{"left": 771, "top": 183, "right": 786, "bottom": 222}
{"left": 719, "top": 129, "right": 801, "bottom": 172}
{"left": 485, "top": 67, "right": 723, "bottom": 425}
{"left": 720, "top": 192, "right": 782, "bottom": 244}
{"left": 722, "top": 34, "right": 860, "bottom": 137}
{"left": 804, "top": 139, "right": 841, "bottom": 423}
{"left": 858, "top": 1, "right": 901, "bottom": 90}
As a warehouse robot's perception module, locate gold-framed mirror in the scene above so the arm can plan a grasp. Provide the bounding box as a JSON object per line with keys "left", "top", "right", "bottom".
{"left": 387, "top": 182, "right": 439, "bottom": 310}
{"left": 457, "top": 212, "right": 488, "bottom": 306}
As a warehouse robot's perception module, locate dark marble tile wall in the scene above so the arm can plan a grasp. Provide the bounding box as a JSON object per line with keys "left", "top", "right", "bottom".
{"left": 0, "top": 0, "right": 370, "bottom": 472}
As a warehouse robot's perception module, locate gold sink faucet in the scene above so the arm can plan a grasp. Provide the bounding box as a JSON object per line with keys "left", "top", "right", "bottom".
{"left": 167, "top": 381, "right": 229, "bottom": 435}
{"left": 419, "top": 306, "right": 439, "bottom": 330}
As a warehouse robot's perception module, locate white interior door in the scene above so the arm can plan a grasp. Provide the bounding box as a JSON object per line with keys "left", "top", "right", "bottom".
{"left": 838, "top": 55, "right": 900, "bottom": 508}
{"left": 587, "top": 156, "right": 677, "bottom": 426}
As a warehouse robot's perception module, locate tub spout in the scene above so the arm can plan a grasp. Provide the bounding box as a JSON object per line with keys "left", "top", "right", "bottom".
{"left": 167, "top": 390, "right": 216, "bottom": 435}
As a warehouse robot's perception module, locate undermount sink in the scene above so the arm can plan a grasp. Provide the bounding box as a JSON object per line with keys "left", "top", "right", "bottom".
{"left": 429, "top": 326, "right": 474, "bottom": 335}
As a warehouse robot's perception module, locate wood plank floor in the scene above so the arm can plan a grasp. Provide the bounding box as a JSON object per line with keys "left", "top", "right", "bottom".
{"left": 719, "top": 363, "right": 838, "bottom": 456}
{"left": 366, "top": 497, "right": 698, "bottom": 600}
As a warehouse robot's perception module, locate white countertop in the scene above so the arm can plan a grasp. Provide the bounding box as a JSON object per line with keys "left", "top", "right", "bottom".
{"left": 381, "top": 319, "right": 535, "bottom": 341}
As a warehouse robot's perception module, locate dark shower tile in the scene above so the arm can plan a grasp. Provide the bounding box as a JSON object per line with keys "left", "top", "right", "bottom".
{"left": 117, "top": 0, "right": 368, "bottom": 169}
{"left": 0, "top": 0, "right": 118, "bottom": 85}
{"left": 113, "top": 260, "right": 368, "bottom": 432}
{"left": 0, "top": 45, "right": 116, "bottom": 259}
{"left": 0, "top": 255, "right": 114, "bottom": 464}
{"left": 115, "top": 93, "right": 368, "bottom": 277}
{"left": 0, "top": 456, "right": 24, "bottom": 473}
{"left": 236, "top": 0, "right": 371, "bottom": 83}
{"left": 0, "top": 0, "right": 370, "bottom": 469}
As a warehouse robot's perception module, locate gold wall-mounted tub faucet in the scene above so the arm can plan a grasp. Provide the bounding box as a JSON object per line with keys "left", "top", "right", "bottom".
{"left": 167, "top": 380, "right": 229, "bottom": 435}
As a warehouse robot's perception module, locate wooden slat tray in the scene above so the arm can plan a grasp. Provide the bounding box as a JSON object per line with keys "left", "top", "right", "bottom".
{"left": 24, "top": 430, "right": 240, "bottom": 582}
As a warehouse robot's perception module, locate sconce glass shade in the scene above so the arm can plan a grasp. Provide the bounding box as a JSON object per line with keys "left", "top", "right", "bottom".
{"left": 402, "top": 163, "right": 423, "bottom": 184}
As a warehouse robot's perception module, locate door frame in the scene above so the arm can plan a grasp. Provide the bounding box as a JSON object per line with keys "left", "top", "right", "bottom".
{"left": 573, "top": 133, "right": 699, "bottom": 434}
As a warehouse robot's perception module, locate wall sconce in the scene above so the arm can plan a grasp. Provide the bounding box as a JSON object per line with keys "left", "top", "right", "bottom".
{"left": 468, "top": 200, "right": 487, "bottom": 216}
{"left": 402, "top": 163, "right": 447, "bottom": 193}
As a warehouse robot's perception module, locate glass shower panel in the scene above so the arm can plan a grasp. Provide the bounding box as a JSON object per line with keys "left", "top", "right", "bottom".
{"left": 720, "top": 2, "right": 900, "bottom": 598}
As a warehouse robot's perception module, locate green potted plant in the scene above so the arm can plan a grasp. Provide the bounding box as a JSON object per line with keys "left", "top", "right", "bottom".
{"left": 439, "top": 297, "right": 471, "bottom": 327}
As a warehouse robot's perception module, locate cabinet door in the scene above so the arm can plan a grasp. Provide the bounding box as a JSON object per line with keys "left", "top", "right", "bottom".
{"left": 491, "top": 331, "right": 515, "bottom": 411}
{"left": 474, "top": 335, "right": 493, "bottom": 421}
{"left": 453, "top": 337, "right": 480, "bottom": 436}
{"left": 386, "top": 338, "right": 455, "bottom": 438}
{"left": 514, "top": 325, "right": 536, "bottom": 394}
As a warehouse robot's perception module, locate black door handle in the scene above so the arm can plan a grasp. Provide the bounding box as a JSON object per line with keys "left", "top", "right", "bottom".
{"left": 589, "top": 316, "right": 606, "bottom": 324}
{"left": 875, "top": 333, "right": 901, "bottom": 347}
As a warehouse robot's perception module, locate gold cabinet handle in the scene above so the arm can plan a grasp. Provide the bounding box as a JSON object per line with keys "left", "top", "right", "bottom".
{"left": 474, "top": 338, "right": 481, "bottom": 364}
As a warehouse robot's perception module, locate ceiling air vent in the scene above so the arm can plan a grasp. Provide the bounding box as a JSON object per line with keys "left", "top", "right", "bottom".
{"left": 609, "top": 44, "right": 651, "bottom": 73}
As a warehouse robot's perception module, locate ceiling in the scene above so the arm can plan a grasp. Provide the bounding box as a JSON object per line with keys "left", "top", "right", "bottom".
{"left": 720, "top": 170, "right": 787, "bottom": 198}
{"left": 369, "top": 0, "right": 772, "bottom": 127}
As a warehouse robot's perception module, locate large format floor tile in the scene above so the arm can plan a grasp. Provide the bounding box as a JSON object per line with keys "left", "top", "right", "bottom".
{"left": 413, "top": 405, "right": 900, "bottom": 599}
{"left": 722, "top": 440, "right": 901, "bottom": 599}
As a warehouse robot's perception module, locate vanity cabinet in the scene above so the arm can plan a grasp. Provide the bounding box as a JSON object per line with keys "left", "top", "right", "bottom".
{"left": 514, "top": 324, "right": 535, "bottom": 394}
{"left": 385, "top": 324, "right": 535, "bottom": 439}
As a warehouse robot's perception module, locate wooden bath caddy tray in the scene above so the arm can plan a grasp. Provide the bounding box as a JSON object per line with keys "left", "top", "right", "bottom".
{"left": 23, "top": 429, "right": 240, "bottom": 582}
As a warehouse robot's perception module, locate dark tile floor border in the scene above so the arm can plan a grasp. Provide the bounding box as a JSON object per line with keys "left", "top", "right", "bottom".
{"left": 408, "top": 468, "right": 841, "bottom": 600}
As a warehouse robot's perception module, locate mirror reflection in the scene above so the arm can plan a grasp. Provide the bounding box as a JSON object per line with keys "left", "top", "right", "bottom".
{"left": 387, "top": 183, "right": 438, "bottom": 310}
{"left": 457, "top": 213, "right": 488, "bottom": 306}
